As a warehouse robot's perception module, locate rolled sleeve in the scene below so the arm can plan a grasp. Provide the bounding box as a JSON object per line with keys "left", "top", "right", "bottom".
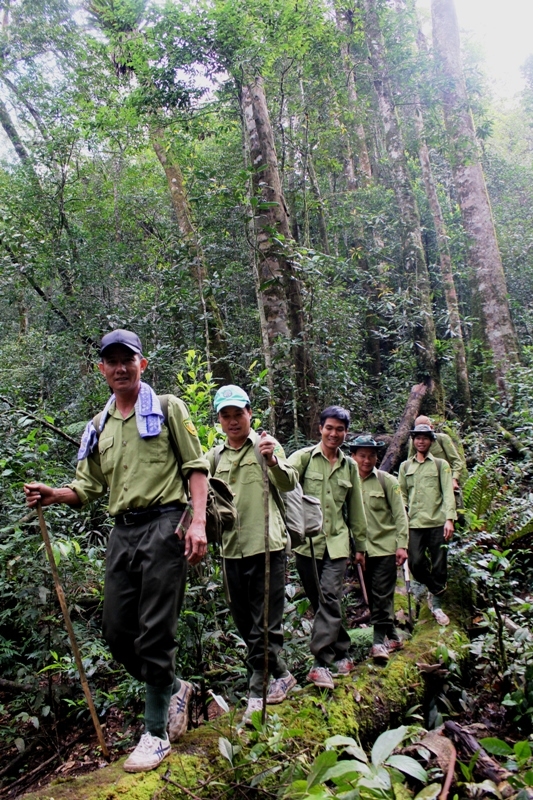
{"left": 268, "top": 459, "right": 298, "bottom": 492}
{"left": 68, "top": 453, "right": 107, "bottom": 507}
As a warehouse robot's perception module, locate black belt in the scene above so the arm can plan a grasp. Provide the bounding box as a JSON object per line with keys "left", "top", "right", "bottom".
{"left": 114, "top": 503, "right": 184, "bottom": 527}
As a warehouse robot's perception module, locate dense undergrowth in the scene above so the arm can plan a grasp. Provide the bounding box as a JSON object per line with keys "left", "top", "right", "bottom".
{"left": 2, "top": 355, "right": 533, "bottom": 797}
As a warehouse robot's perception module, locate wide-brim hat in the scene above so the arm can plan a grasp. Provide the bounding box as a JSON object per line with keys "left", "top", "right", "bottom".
{"left": 409, "top": 424, "right": 436, "bottom": 440}
{"left": 213, "top": 385, "right": 251, "bottom": 412}
{"left": 349, "top": 435, "right": 386, "bottom": 452}
{"left": 100, "top": 329, "right": 143, "bottom": 357}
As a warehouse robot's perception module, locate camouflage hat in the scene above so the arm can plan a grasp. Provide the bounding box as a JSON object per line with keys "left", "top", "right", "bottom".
{"left": 409, "top": 424, "right": 436, "bottom": 440}
{"left": 348, "top": 435, "right": 386, "bottom": 452}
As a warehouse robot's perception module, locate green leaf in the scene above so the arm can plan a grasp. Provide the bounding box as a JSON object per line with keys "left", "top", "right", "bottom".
{"left": 480, "top": 738, "right": 513, "bottom": 756}
{"left": 322, "top": 761, "right": 369, "bottom": 781}
{"left": 371, "top": 726, "right": 408, "bottom": 767}
{"left": 325, "top": 734, "right": 358, "bottom": 749}
{"left": 218, "top": 736, "right": 234, "bottom": 764}
{"left": 414, "top": 783, "right": 443, "bottom": 800}
{"left": 514, "top": 741, "right": 532, "bottom": 762}
{"left": 345, "top": 744, "right": 369, "bottom": 762}
{"left": 306, "top": 750, "right": 338, "bottom": 789}
{"left": 385, "top": 755, "right": 428, "bottom": 782}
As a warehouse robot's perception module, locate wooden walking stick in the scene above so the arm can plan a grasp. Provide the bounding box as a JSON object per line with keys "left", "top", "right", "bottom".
{"left": 37, "top": 503, "right": 110, "bottom": 760}
{"left": 260, "top": 448, "right": 270, "bottom": 725}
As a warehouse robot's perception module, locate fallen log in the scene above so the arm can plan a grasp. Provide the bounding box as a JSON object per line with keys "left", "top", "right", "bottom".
{"left": 443, "top": 721, "right": 511, "bottom": 783}
{"left": 380, "top": 380, "right": 433, "bottom": 473}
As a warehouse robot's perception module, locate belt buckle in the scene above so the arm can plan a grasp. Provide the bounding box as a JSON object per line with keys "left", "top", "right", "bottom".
{"left": 122, "top": 512, "right": 137, "bottom": 526}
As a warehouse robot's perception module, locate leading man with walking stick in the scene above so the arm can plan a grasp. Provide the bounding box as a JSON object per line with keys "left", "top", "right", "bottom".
{"left": 24, "top": 329, "right": 209, "bottom": 772}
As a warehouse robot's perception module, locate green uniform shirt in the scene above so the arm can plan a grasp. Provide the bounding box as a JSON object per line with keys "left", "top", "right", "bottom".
{"left": 398, "top": 454, "right": 457, "bottom": 529}
{"left": 206, "top": 430, "right": 298, "bottom": 559}
{"left": 361, "top": 469, "right": 409, "bottom": 557}
{"left": 407, "top": 432, "right": 465, "bottom": 483}
{"left": 288, "top": 444, "right": 367, "bottom": 559}
{"left": 69, "top": 395, "right": 209, "bottom": 516}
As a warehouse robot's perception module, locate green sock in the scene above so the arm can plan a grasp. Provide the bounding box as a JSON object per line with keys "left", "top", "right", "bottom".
{"left": 145, "top": 682, "right": 173, "bottom": 739}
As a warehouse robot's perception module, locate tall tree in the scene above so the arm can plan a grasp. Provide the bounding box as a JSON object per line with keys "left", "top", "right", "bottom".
{"left": 88, "top": 0, "right": 232, "bottom": 382}
{"left": 431, "top": 0, "right": 519, "bottom": 393}
{"left": 360, "top": 0, "right": 442, "bottom": 406}
{"left": 241, "top": 77, "right": 319, "bottom": 436}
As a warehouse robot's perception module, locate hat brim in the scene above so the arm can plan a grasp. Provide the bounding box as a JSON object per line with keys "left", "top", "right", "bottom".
{"left": 349, "top": 442, "right": 386, "bottom": 452}
{"left": 409, "top": 430, "right": 436, "bottom": 440}
{"left": 215, "top": 399, "right": 249, "bottom": 412}
{"left": 100, "top": 343, "right": 142, "bottom": 357}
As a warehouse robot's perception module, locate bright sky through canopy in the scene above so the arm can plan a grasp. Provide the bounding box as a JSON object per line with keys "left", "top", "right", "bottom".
{"left": 417, "top": 0, "right": 533, "bottom": 100}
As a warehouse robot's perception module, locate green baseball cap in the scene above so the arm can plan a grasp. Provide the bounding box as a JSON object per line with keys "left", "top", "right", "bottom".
{"left": 349, "top": 435, "right": 386, "bottom": 452}
{"left": 213, "top": 385, "right": 251, "bottom": 412}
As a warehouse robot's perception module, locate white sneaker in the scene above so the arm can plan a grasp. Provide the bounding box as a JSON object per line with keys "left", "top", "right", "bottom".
{"left": 168, "top": 680, "right": 193, "bottom": 742}
{"left": 427, "top": 593, "right": 450, "bottom": 626}
{"left": 242, "top": 696, "right": 263, "bottom": 725}
{"left": 267, "top": 672, "right": 297, "bottom": 704}
{"left": 432, "top": 607, "right": 450, "bottom": 626}
{"left": 123, "top": 732, "right": 171, "bottom": 773}
{"left": 307, "top": 665, "right": 335, "bottom": 689}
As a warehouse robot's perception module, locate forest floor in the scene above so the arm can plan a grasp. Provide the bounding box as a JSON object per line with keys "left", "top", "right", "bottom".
{"left": 0, "top": 576, "right": 512, "bottom": 800}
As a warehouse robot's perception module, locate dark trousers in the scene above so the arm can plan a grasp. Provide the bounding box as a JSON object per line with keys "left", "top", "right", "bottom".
{"left": 223, "top": 551, "right": 287, "bottom": 694}
{"left": 295, "top": 551, "right": 351, "bottom": 666}
{"left": 408, "top": 526, "right": 447, "bottom": 596}
{"left": 102, "top": 510, "right": 187, "bottom": 687}
{"left": 365, "top": 554, "right": 398, "bottom": 644}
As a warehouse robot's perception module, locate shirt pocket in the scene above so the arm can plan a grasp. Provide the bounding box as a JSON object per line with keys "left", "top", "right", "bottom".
{"left": 334, "top": 477, "right": 352, "bottom": 502}
{"left": 239, "top": 456, "right": 261, "bottom": 484}
{"left": 368, "top": 490, "right": 385, "bottom": 510}
{"left": 98, "top": 435, "right": 115, "bottom": 475}
{"left": 139, "top": 434, "right": 168, "bottom": 464}
{"left": 304, "top": 470, "right": 323, "bottom": 496}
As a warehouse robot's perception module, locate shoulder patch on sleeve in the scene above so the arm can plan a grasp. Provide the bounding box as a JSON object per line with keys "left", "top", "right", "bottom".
{"left": 393, "top": 485, "right": 401, "bottom": 495}
{"left": 183, "top": 418, "right": 198, "bottom": 436}
{"left": 273, "top": 443, "right": 285, "bottom": 458}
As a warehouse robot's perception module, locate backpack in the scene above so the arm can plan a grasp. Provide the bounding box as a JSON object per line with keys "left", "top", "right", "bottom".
{"left": 93, "top": 395, "right": 237, "bottom": 545}
{"left": 213, "top": 440, "right": 323, "bottom": 548}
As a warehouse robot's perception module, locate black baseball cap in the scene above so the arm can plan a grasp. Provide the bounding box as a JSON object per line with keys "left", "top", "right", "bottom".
{"left": 100, "top": 329, "right": 143, "bottom": 357}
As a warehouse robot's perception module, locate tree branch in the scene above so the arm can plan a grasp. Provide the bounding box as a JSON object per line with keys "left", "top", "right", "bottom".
{"left": 0, "top": 395, "right": 80, "bottom": 446}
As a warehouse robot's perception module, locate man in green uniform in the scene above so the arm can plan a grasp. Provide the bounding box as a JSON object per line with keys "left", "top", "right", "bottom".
{"left": 24, "top": 330, "right": 209, "bottom": 772}
{"left": 288, "top": 406, "right": 367, "bottom": 690}
{"left": 207, "top": 385, "right": 299, "bottom": 721}
{"left": 398, "top": 424, "right": 456, "bottom": 626}
{"left": 407, "top": 416, "right": 465, "bottom": 493}
{"left": 349, "top": 436, "right": 409, "bottom": 662}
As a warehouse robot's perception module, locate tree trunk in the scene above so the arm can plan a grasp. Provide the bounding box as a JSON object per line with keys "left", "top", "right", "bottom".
{"left": 241, "top": 78, "right": 319, "bottom": 437}
{"left": 362, "top": 0, "right": 442, "bottom": 407}
{"left": 392, "top": 0, "right": 471, "bottom": 412}
{"left": 380, "top": 380, "right": 432, "bottom": 472}
{"left": 151, "top": 130, "right": 232, "bottom": 384}
{"left": 335, "top": 8, "right": 373, "bottom": 186}
{"left": 431, "top": 0, "right": 519, "bottom": 393}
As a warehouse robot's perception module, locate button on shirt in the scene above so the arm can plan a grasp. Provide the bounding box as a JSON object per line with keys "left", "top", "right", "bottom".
{"left": 398, "top": 454, "right": 456, "bottom": 529}
{"left": 69, "top": 395, "right": 209, "bottom": 517}
{"left": 288, "top": 444, "right": 367, "bottom": 560}
{"left": 361, "top": 469, "right": 408, "bottom": 557}
{"left": 206, "top": 430, "right": 298, "bottom": 559}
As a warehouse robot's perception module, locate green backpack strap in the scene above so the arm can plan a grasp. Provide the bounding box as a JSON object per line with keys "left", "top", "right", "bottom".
{"left": 252, "top": 439, "right": 313, "bottom": 520}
